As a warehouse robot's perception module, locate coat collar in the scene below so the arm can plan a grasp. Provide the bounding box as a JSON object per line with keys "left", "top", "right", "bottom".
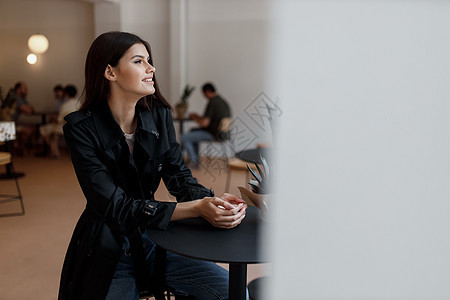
{"left": 91, "top": 101, "right": 161, "bottom": 157}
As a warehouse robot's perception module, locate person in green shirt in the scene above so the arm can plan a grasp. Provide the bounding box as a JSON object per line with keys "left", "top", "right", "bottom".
{"left": 181, "top": 82, "right": 231, "bottom": 168}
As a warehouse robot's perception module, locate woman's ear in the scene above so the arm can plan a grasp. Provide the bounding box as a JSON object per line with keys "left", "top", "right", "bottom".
{"left": 104, "top": 64, "right": 116, "bottom": 81}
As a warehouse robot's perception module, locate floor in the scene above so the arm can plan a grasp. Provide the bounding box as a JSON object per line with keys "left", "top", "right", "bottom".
{"left": 0, "top": 153, "right": 268, "bottom": 299}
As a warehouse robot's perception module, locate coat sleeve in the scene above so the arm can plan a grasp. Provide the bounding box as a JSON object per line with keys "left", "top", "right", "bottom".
{"left": 63, "top": 113, "right": 175, "bottom": 234}
{"left": 159, "top": 108, "right": 214, "bottom": 202}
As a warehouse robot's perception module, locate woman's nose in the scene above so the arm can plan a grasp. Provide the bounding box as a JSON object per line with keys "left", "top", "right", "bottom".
{"left": 146, "top": 62, "right": 155, "bottom": 73}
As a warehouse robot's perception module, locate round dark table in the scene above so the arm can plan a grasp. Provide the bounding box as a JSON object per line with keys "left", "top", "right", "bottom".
{"left": 146, "top": 206, "right": 266, "bottom": 300}
{"left": 235, "top": 148, "right": 271, "bottom": 164}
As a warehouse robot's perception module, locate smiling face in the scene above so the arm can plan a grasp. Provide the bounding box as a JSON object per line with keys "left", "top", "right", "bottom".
{"left": 105, "top": 43, "right": 156, "bottom": 100}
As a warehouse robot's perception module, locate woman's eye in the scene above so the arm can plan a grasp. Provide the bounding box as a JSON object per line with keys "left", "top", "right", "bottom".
{"left": 134, "top": 60, "right": 142, "bottom": 64}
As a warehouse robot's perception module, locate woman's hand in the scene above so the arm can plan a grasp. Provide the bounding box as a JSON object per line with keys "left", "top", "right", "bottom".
{"left": 217, "top": 193, "right": 246, "bottom": 206}
{"left": 171, "top": 193, "right": 247, "bottom": 229}
{"left": 196, "top": 195, "right": 247, "bottom": 229}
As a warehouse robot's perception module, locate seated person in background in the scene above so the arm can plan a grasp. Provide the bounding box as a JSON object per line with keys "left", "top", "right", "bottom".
{"left": 53, "top": 84, "right": 67, "bottom": 113}
{"left": 1, "top": 88, "right": 15, "bottom": 121}
{"left": 46, "top": 84, "right": 68, "bottom": 123}
{"left": 180, "top": 82, "right": 231, "bottom": 168}
{"left": 6, "top": 81, "right": 36, "bottom": 155}
{"left": 39, "top": 85, "right": 78, "bottom": 158}
{"left": 11, "top": 81, "right": 34, "bottom": 121}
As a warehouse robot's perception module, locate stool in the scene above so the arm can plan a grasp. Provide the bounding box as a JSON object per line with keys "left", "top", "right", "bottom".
{"left": 248, "top": 276, "right": 269, "bottom": 300}
{"left": 0, "top": 152, "right": 25, "bottom": 217}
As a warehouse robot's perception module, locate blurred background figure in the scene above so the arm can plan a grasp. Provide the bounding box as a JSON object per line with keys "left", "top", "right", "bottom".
{"left": 39, "top": 85, "right": 78, "bottom": 158}
{"left": 7, "top": 81, "right": 35, "bottom": 121}
{"left": 180, "top": 82, "right": 231, "bottom": 169}
{"left": 53, "top": 84, "right": 67, "bottom": 113}
{"left": 2, "top": 81, "right": 36, "bottom": 155}
{"left": 45, "top": 84, "right": 68, "bottom": 124}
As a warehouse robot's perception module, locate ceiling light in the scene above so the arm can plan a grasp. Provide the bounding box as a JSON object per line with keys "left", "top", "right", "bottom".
{"left": 27, "top": 53, "right": 38, "bottom": 65}
{"left": 27, "top": 34, "right": 49, "bottom": 54}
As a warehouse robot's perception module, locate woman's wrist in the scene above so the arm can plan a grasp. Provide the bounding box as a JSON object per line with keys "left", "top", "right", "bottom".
{"left": 171, "top": 199, "right": 203, "bottom": 221}
{"left": 190, "top": 199, "right": 202, "bottom": 218}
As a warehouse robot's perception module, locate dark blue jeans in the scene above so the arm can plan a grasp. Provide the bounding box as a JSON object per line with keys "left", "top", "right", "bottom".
{"left": 106, "top": 233, "right": 231, "bottom": 300}
{"left": 180, "top": 129, "right": 215, "bottom": 163}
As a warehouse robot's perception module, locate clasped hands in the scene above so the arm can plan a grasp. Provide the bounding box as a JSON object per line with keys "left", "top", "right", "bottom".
{"left": 198, "top": 193, "right": 247, "bottom": 229}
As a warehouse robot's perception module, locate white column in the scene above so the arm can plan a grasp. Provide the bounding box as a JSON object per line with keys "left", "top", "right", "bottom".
{"left": 169, "top": 0, "right": 187, "bottom": 104}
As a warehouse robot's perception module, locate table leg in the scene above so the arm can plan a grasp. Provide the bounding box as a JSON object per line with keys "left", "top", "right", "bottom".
{"left": 229, "top": 263, "right": 247, "bottom": 300}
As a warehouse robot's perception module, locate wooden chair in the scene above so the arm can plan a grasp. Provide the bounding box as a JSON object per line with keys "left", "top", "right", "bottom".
{"left": 198, "top": 117, "right": 232, "bottom": 174}
{"left": 225, "top": 145, "right": 269, "bottom": 193}
{"left": 0, "top": 151, "right": 25, "bottom": 217}
{"left": 217, "top": 117, "right": 232, "bottom": 140}
{"left": 224, "top": 157, "right": 251, "bottom": 193}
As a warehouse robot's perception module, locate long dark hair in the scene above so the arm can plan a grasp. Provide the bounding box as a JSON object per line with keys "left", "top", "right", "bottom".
{"left": 79, "top": 31, "right": 171, "bottom": 111}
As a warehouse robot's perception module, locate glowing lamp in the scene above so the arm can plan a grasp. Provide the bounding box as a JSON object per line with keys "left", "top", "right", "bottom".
{"left": 27, "top": 53, "right": 38, "bottom": 65}
{"left": 27, "top": 34, "right": 49, "bottom": 54}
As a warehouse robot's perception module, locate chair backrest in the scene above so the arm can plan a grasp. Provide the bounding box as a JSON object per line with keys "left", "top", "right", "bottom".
{"left": 0, "top": 103, "right": 16, "bottom": 121}
{"left": 0, "top": 89, "right": 16, "bottom": 121}
{"left": 217, "top": 117, "right": 232, "bottom": 141}
{"left": 219, "top": 117, "right": 232, "bottom": 132}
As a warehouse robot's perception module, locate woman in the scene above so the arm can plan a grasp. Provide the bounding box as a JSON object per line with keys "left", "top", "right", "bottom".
{"left": 58, "top": 31, "right": 247, "bottom": 299}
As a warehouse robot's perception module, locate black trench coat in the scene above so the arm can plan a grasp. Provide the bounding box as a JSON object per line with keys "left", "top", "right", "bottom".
{"left": 58, "top": 101, "right": 213, "bottom": 299}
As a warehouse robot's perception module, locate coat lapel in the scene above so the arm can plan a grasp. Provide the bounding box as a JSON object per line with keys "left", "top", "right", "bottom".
{"left": 91, "top": 101, "right": 170, "bottom": 163}
{"left": 92, "top": 101, "right": 124, "bottom": 152}
{"left": 136, "top": 108, "right": 170, "bottom": 161}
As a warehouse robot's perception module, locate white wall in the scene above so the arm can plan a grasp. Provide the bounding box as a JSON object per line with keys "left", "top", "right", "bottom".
{"left": 93, "top": 0, "right": 172, "bottom": 109}
{"left": 93, "top": 0, "right": 275, "bottom": 149}
{"left": 93, "top": 1, "right": 121, "bottom": 35}
{"left": 120, "top": 0, "right": 171, "bottom": 102}
{"left": 0, "top": 0, "right": 274, "bottom": 145}
{"left": 0, "top": 0, "right": 94, "bottom": 111}
{"left": 269, "top": 1, "right": 450, "bottom": 299}
{"left": 185, "top": 0, "right": 274, "bottom": 149}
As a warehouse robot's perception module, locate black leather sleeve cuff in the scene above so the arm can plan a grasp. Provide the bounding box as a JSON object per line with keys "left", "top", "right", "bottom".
{"left": 143, "top": 203, "right": 158, "bottom": 216}
{"left": 139, "top": 200, "right": 176, "bottom": 230}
